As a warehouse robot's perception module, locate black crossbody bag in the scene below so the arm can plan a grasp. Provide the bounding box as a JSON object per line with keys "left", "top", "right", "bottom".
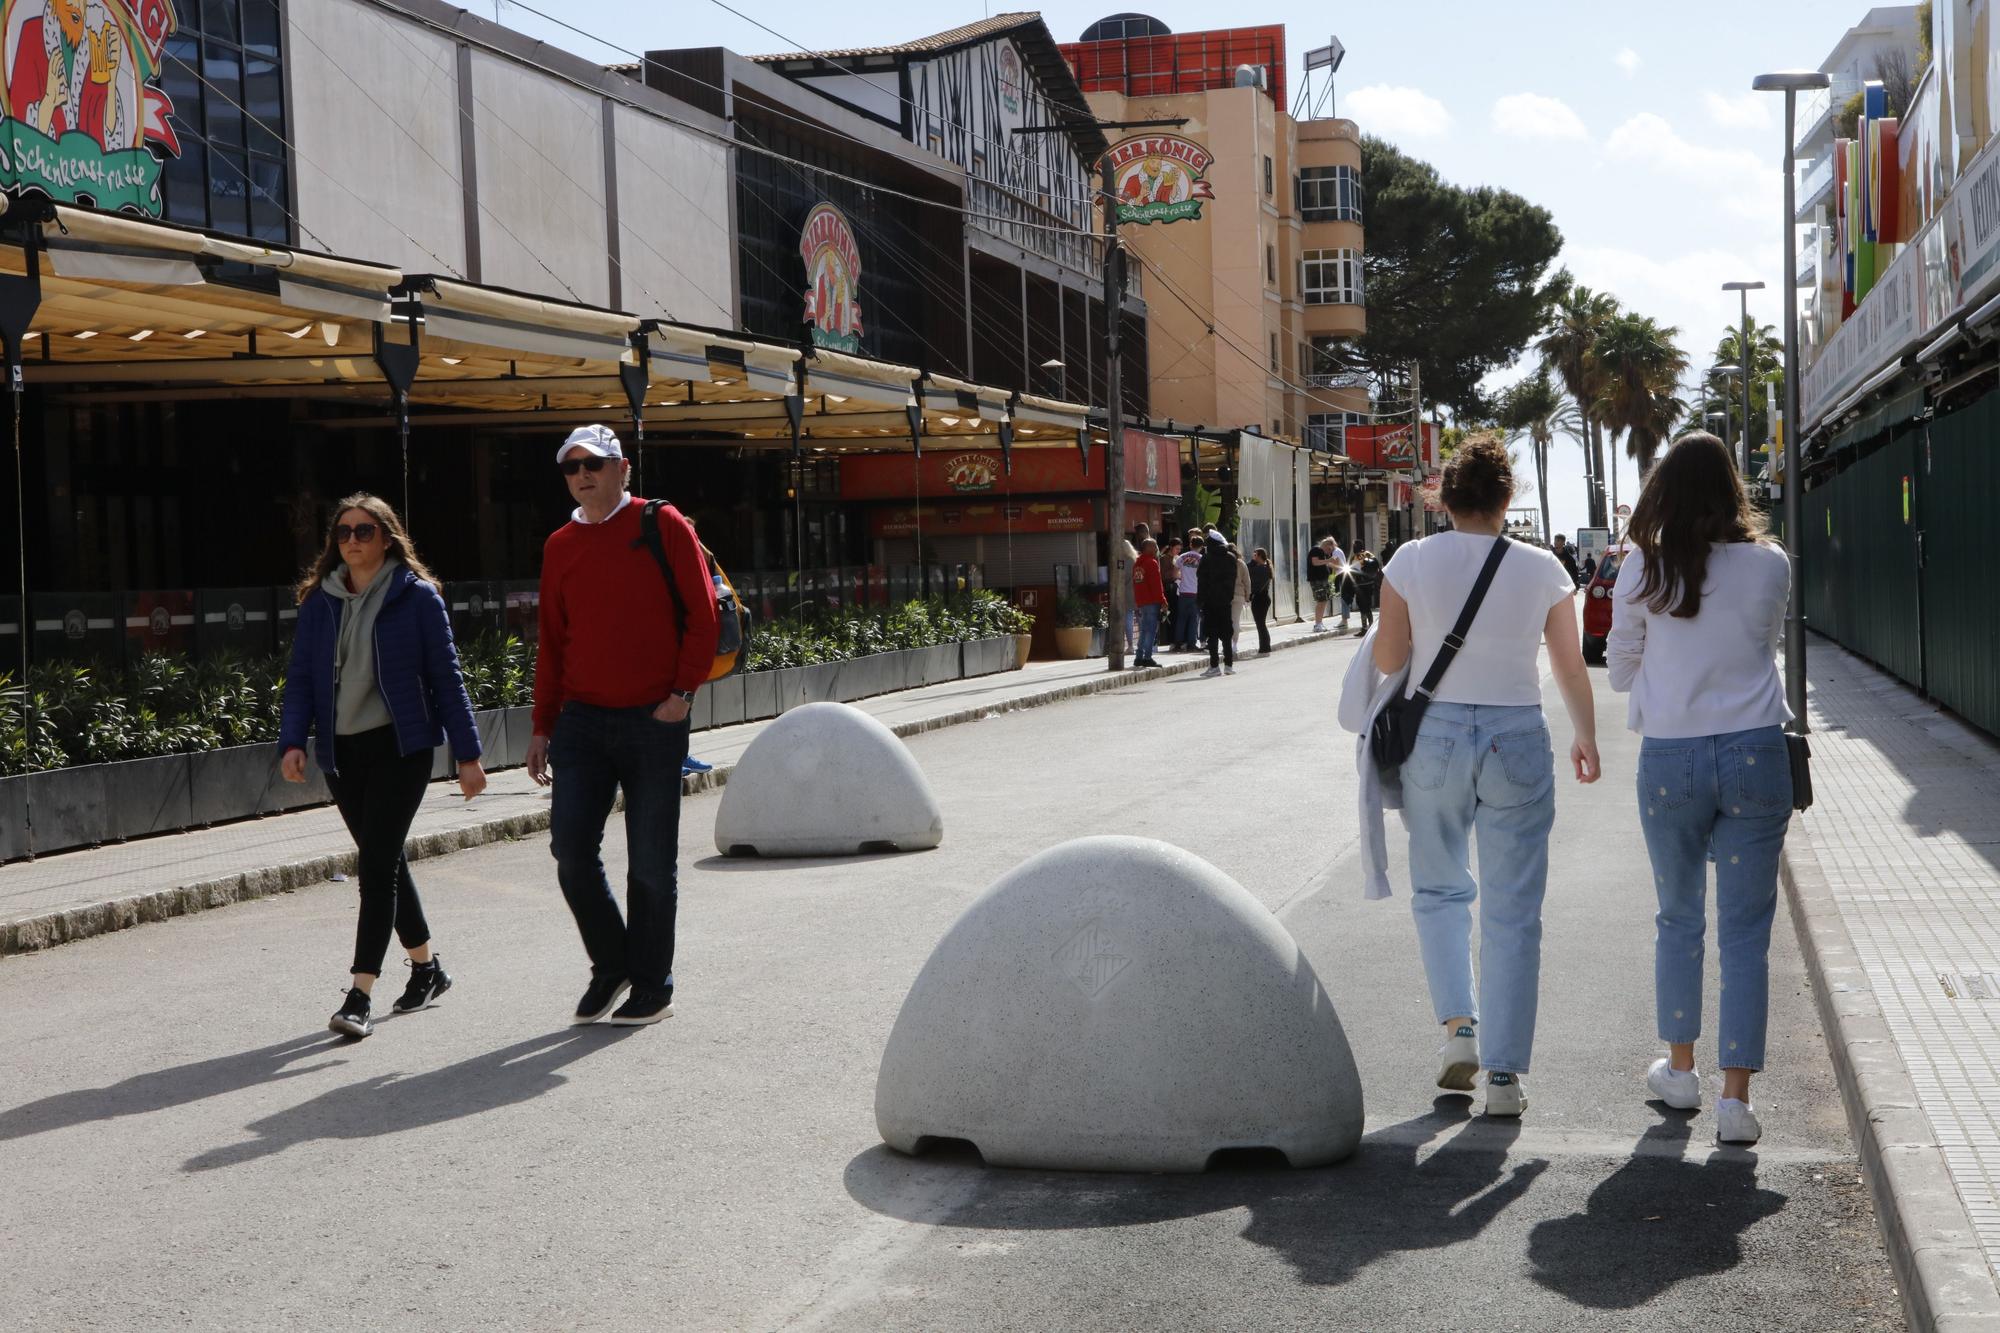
{"left": 1369, "top": 536, "right": 1511, "bottom": 770}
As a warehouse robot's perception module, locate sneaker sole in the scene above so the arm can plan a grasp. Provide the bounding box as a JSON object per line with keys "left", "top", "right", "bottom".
{"left": 1437, "top": 1059, "right": 1479, "bottom": 1092}
{"left": 328, "top": 1015, "right": 372, "bottom": 1039}
{"left": 571, "top": 981, "right": 632, "bottom": 1026}
{"left": 605, "top": 1004, "right": 674, "bottom": 1027}
{"left": 1647, "top": 1081, "right": 1701, "bottom": 1111}
{"left": 1485, "top": 1096, "right": 1526, "bottom": 1118}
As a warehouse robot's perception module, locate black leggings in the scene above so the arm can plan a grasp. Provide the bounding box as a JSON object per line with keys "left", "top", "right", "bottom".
{"left": 1202, "top": 601, "right": 1235, "bottom": 668}
{"left": 323, "top": 725, "right": 434, "bottom": 977}
{"left": 1252, "top": 595, "right": 1271, "bottom": 653}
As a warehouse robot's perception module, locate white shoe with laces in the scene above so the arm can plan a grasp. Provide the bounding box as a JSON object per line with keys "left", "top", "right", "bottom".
{"left": 1436, "top": 1024, "right": 1478, "bottom": 1091}
{"left": 1716, "top": 1097, "right": 1762, "bottom": 1144}
{"left": 1484, "top": 1072, "right": 1526, "bottom": 1117}
{"left": 1646, "top": 1057, "right": 1702, "bottom": 1110}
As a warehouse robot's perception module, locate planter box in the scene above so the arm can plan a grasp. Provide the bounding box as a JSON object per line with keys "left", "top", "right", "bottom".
{"left": 962, "top": 636, "right": 1013, "bottom": 679}
{"left": 799, "top": 661, "right": 841, "bottom": 706}
{"left": 24, "top": 761, "right": 110, "bottom": 851}
{"left": 189, "top": 743, "right": 327, "bottom": 825}
{"left": 743, "top": 670, "right": 778, "bottom": 722}
{"left": 434, "top": 708, "right": 514, "bottom": 780}
{"left": 101, "top": 753, "right": 195, "bottom": 843}
{"left": 501, "top": 707, "right": 536, "bottom": 766}
{"left": 913, "top": 643, "right": 960, "bottom": 686}
{"left": 705, "top": 675, "right": 746, "bottom": 729}
{"left": 688, "top": 688, "right": 712, "bottom": 732}
{"left": 0, "top": 774, "right": 28, "bottom": 860}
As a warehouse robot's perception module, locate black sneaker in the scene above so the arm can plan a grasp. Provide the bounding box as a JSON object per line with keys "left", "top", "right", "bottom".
{"left": 329, "top": 987, "right": 373, "bottom": 1039}
{"left": 606, "top": 990, "right": 675, "bottom": 1026}
{"left": 572, "top": 975, "right": 631, "bottom": 1026}
{"left": 391, "top": 957, "right": 453, "bottom": 1014}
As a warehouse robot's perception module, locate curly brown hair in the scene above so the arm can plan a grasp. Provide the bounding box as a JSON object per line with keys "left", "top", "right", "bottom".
{"left": 293, "top": 493, "right": 443, "bottom": 605}
{"left": 1625, "top": 431, "right": 1766, "bottom": 619}
{"left": 1439, "top": 431, "right": 1514, "bottom": 517}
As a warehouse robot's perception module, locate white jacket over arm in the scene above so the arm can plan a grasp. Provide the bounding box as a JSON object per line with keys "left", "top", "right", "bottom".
{"left": 1337, "top": 624, "right": 1410, "bottom": 900}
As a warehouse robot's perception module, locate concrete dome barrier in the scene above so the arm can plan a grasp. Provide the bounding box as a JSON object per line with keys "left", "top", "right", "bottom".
{"left": 713, "top": 702, "right": 944, "bottom": 857}
{"left": 875, "top": 836, "right": 1363, "bottom": 1172}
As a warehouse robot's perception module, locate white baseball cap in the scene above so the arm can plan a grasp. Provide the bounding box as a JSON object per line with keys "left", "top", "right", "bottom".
{"left": 557, "top": 424, "right": 623, "bottom": 465}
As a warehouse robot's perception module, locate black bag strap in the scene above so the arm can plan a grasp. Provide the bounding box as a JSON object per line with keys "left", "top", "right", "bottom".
{"left": 633, "top": 499, "right": 688, "bottom": 632}
{"left": 1411, "top": 535, "right": 1510, "bottom": 700}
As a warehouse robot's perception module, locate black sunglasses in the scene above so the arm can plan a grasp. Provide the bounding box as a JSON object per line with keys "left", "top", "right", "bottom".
{"left": 560, "top": 456, "right": 612, "bottom": 476}
{"left": 334, "top": 522, "right": 380, "bottom": 544}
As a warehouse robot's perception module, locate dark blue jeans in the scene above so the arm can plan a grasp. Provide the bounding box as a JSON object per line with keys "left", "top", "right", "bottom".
{"left": 1175, "top": 593, "right": 1201, "bottom": 648}
{"left": 549, "top": 702, "right": 690, "bottom": 999}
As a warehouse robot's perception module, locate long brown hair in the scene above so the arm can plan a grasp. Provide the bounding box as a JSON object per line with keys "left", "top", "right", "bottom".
{"left": 294, "top": 492, "right": 442, "bottom": 605}
{"left": 1625, "top": 432, "right": 1765, "bottom": 619}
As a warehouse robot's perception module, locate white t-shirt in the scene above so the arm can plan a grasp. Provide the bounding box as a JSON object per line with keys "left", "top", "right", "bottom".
{"left": 1606, "top": 542, "right": 1792, "bottom": 738}
{"left": 1382, "top": 533, "right": 1576, "bottom": 705}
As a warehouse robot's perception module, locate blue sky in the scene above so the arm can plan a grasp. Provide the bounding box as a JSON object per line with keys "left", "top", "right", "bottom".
{"left": 495, "top": 0, "right": 1859, "bottom": 537}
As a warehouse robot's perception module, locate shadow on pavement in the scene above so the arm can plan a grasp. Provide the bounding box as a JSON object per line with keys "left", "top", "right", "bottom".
{"left": 1527, "top": 1117, "right": 1786, "bottom": 1308}
{"left": 843, "top": 1098, "right": 1548, "bottom": 1286}
{"left": 183, "top": 1027, "right": 635, "bottom": 1172}
{"left": 0, "top": 1033, "right": 348, "bottom": 1141}
{"left": 690, "top": 850, "right": 926, "bottom": 873}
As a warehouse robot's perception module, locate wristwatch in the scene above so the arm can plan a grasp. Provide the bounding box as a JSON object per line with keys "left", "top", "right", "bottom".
{"left": 672, "top": 689, "right": 696, "bottom": 703}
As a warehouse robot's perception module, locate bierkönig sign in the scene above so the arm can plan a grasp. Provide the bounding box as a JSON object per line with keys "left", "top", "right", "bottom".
{"left": 1, "top": 0, "right": 183, "bottom": 216}
{"left": 801, "top": 201, "right": 864, "bottom": 353}
{"left": 1105, "top": 134, "right": 1215, "bottom": 225}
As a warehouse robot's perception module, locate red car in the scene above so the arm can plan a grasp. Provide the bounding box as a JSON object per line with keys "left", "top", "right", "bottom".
{"left": 1580, "top": 544, "right": 1626, "bottom": 665}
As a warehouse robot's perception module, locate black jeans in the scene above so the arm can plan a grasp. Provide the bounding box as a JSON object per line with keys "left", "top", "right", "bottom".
{"left": 1358, "top": 588, "right": 1378, "bottom": 630}
{"left": 323, "top": 725, "right": 435, "bottom": 977}
{"left": 1252, "top": 594, "right": 1272, "bottom": 653}
{"left": 1202, "top": 600, "right": 1235, "bottom": 668}
{"left": 549, "top": 702, "right": 690, "bottom": 1000}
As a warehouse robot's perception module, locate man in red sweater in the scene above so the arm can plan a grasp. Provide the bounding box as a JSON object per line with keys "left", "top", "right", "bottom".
{"left": 1132, "top": 536, "right": 1167, "bottom": 667}
{"left": 527, "top": 425, "right": 721, "bottom": 1026}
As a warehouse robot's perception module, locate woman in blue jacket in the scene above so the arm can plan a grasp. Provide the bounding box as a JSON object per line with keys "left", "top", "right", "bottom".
{"left": 279, "top": 493, "right": 486, "bottom": 1039}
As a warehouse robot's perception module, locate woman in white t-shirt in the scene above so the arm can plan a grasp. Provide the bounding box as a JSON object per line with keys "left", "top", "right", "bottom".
{"left": 1373, "top": 435, "right": 1601, "bottom": 1118}
{"left": 1607, "top": 431, "right": 1793, "bottom": 1145}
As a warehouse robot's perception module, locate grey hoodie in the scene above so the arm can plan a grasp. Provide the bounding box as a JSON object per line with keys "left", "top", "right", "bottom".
{"left": 321, "top": 558, "right": 401, "bottom": 736}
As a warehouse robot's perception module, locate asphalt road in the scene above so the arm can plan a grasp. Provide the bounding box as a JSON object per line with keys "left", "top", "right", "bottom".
{"left": 0, "top": 635, "right": 1900, "bottom": 1330}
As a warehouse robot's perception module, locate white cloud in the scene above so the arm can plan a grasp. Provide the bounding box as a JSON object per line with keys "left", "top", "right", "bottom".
{"left": 1703, "top": 90, "right": 1771, "bottom": 131}
{"left": 1614, "top": 47, "right": 1641, "bottom": 77}
{"left": 1491, "top": 92, "right": 1589, "bottom": 141}
{"left": 1345, "top": 84, "right": 1452, "bottom": 138}
{"left": 1601, "top": 112, "right": 1777, "bottom": 221}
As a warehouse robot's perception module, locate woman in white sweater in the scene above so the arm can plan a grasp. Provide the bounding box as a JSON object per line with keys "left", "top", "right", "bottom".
{"left": 1607, "top": 431, "right": 1793, "bottom": 1145}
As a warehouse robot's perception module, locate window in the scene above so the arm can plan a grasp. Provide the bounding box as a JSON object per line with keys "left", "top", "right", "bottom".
{"left": 1269, "top": 332, "right": 1279, "bottom": 372}
{"left": 1302, "top": 248, "right": 1364, "bottom": 305}
{"left": 1306, "top": 410, "right": 1366, "bottom": 453}
{"left": 1263, "top": 155, "right": 1274, "bottom": 195}
{"left": 159, "top": 0, "right": 289, "bottom": 241}
{"left": 1298, "top": 165, "right": 1364, "bottom": 223}
{"left": 1307, "top": 337, "right": 1366, "bottom": 387}
{"left": 1266, "top": 245, "right": 1276, "bottom": 284}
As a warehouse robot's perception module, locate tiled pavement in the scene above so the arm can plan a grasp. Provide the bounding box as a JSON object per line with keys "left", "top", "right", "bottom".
{"left": 0, "top": 617, "right": 1343, "bottom": 953}
{"left": 1786, "top": 634, "right": 2000, "bottom": 1323}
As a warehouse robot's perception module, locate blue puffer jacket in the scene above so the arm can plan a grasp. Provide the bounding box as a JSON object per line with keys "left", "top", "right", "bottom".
{"left": 278, "top": 566, "right": 482, "bottom": 775}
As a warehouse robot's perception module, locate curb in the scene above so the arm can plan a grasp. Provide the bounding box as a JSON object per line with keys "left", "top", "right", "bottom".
{"left": 0, "top": 628, "right": 1343, "bottom": 957}
{"left": 1782, "top": 830, "right": 2000, "bottom": 1331}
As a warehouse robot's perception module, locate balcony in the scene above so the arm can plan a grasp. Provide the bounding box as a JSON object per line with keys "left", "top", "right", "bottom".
{"left": 1307, "top": 370, "right": 1369, "bottom": 390}
{"left": 1793, "top": 74, "right": 1859, "bottom": 153}
{"left": 1796, "top": 237, "right": 1817, "bottom": 288}
{"left": 1795, "top": 151, "right": 1834, "bottom": 221}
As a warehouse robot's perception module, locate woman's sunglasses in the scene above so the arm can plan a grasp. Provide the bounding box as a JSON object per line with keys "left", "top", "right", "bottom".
{"left": 560, "top": 456, "right": 611, "bottom": 476}
{"left": 334, "top": 523, "right": 380, "bottom": 544}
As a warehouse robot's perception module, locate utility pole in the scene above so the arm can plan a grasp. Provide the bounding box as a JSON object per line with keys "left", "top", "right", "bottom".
{"left": 1407, "top": 359, "right": 1423, "bottom": 540}
{"left": 1016, "top": 115, "right": 1186, "bottom": 673}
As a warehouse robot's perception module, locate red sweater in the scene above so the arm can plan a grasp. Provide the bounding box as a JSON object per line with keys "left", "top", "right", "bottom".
{"left": 532, "top": 498, "right": 722, "bottom": 736}
{"left": 1133, "top": 553, "right": 1168, "bottom": 606}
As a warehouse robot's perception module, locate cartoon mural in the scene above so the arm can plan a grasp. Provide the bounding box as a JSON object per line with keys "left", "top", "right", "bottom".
{"left": 1, "top": 0, "right": 180, "bottom": 214}
{"left": 1105, "top": 134, "right": 1215, "bottom": 225}
{"left": 800, "top": 201, "right": 864, "bottom": 354}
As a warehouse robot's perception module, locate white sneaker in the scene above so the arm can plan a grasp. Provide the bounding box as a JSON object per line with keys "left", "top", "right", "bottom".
{"left": 1436, "top": 1025, "right": 1478, "bottom": 1091}
{"left": 1716, "top": 1097, "right": 1762, "bottom": 1144}
{"left": 1199, "top": 666, "right": 1221, "bottom": 678}
{"left": 1223, "top": 664, "right": 1236, "bottom": 675}
{"left": 1646, "top": 1057, "right": 1702, "bottom": 1110}
{"left": 1484, "top": 1072, "right": 1527, "bottom": 1117}
{"left": 1312, "top": 621, "right": 1324, "bottom": 632}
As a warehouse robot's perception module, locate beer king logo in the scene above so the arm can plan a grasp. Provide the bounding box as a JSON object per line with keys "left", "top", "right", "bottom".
{"left": 997, "top": 43, "right": 1022, "bottom": 116}
{"left": 2, "top": 0, "right": 182, "bottom": 216}
{"left": 800, "top": 202, "right": 864, "bottom": 354}
{"left": 1380, "top": 426, "right": 1418, "bottom": 467}
{"left": 943, "top": 453, "right": 996, "bottom": 493}
{"left": 1107, "top": 134, "right": 1215, "bottom": 226}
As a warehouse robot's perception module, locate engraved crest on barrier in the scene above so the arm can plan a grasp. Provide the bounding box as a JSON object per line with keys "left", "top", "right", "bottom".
{"left": 1054, "top": 920, "right": 1131, "bottom": 998}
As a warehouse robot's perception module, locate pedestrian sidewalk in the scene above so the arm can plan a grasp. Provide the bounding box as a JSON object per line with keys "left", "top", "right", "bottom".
{"left": 1783, "top": 635, "right": 2000, "bottom": 1329}
{"left": 0, "top": 618, "right": 1348, "bottom": 954}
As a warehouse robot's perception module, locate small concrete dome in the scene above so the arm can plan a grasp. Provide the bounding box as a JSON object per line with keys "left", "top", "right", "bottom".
{"left": 876, "top": 836, "right": 1363, "bottom": 1172}
{"left": 714, "top": 702, "right": 943, "bottom": 856}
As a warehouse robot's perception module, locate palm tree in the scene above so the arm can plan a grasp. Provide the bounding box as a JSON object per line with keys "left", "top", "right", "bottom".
{"left": 1536, "top": 287, "right": 1619, "bottom": 526}
{"left": 1593, "top": 312, "right": 1690, "bottom": 477}
{"left": 1713, "top": 318, "right": 1783, "bottom": 446}
{"left": 1496, "top": 369, "right": 1581, "bottom": 544}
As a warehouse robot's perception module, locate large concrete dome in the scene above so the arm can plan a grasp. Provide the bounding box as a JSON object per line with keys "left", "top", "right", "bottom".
{"left": 714, "top": 702, "right": 943, "bottom": 857}
{"left": 875, "top": 836, "right": 1363, "bottom": 1171}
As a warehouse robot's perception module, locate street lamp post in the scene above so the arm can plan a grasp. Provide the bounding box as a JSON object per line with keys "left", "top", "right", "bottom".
{"left": 1722, "top": 279, "right": 1766, "bottom": 478}
{"left": 1752, "top": 70, "right": 1829, "bottom": 733}
{"left": 1712, "top": 364, "right": 1744, "bottom": 457}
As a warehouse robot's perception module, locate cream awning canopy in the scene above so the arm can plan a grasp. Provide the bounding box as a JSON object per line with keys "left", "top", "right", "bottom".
{"left": 1, "top": 199, "right": 1092, "bottom": 451}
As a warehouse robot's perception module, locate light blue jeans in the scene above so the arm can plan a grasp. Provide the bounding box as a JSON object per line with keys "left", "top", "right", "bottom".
{"left": 1402, "top": 701, "right": 1557, "bottom": 1075}
{"left": 1637, "top": 726, "right": 1792, "bottom": 1071}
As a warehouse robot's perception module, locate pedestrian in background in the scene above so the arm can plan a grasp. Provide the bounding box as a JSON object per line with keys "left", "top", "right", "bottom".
{"left": 1373, "top": 435, "right": 1599, "bottom": 1117}
{"left": 1608, "top": 431, "right": 1793, "bottom": 1145}
{"left": 527, "top": 425, "right": 721, "bottom": 1028}
{"left": 1248, "top": 547, "right": 1274, "bottom": 655}
{"left": 1197, "top": 527, "right": 1237, "bottom": 678}
{"left": 280, "top": 493, "right": 486, "bottom": 1040}
{"left": 1353, "top": 549, "right": 1383, "bottom": 632}
{"left": 1307, "top": 536, "right": 1339, "bottom": 631}
{"left": 1552, "top": 533, "right": 1582, "bottom": 586}
{"left": 1132, "top": 536, "right": 1166, "bottom": 668}
{"left": 1174, "top": 534, "right": 1204, "bottom": 652}
{"left": 1122, "top": 522, "right": 1149, "bottom": 655}
{"left": 1229, "top": 542, "right": 1251, "bottom": 659}
{"left": 1159, "top": 537, "right": 1183, "bottom": 647}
